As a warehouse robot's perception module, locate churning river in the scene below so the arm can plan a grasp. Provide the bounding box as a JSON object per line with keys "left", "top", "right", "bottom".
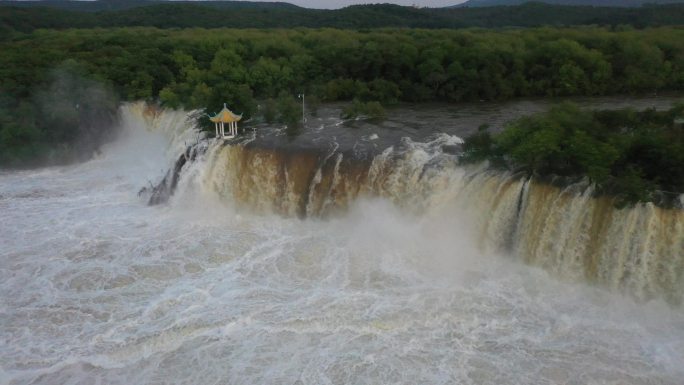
{"left": 1, "top": 99, "right": 683, "bottom": 384}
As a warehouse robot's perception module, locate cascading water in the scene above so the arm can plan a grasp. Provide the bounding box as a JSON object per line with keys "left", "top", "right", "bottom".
{"left": 150, "top": 103, "right": 684, "bottom": 303}
{"left": 2, "top": 102, "right": 684, "bottom": 385}
{"left": 457, "top": 173, "right": 684, "bottom": 303}
{"left": 195, "top": 134, "right": 464, "bottom": 217}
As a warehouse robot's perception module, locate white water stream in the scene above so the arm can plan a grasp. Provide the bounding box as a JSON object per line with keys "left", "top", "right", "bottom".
{"left": 1, "top": 104, "right": 683, "bottom": 384}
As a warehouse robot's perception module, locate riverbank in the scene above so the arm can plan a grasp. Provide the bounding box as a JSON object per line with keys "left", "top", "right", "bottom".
{"left": 461, "top": 101, "right": 684, "bottom": 207}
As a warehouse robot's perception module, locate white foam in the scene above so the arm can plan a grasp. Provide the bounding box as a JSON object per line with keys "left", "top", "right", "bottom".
{"left": 1, "top": 105, "right": 683, "bottom": 385}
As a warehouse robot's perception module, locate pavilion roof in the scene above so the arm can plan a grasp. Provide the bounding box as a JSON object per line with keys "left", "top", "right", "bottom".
{"left": 210, "top": 104, "right": 242, "bottom": 123}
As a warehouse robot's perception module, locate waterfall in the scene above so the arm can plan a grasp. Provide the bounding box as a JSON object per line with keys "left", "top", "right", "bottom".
{"left": 130, "top": 104, "right": 684, "bottom": 303}
{"left": 194, "top": 134, "right": 464, "bottom": 217}
{"left": 459, "top": 174, "right": 684, "bottom": 303}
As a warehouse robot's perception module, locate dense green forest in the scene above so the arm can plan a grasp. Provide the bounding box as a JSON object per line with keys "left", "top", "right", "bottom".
{"left": 4, "top": 2, "right": 684, "bottom": 33}
{"left": 1, "top": 26, "right": 684, "bottom": 168}
{"left": 462, "top": 103, "right": 684, "bottom": 206}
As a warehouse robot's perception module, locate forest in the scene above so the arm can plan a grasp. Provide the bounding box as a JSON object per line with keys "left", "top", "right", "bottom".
{"left": 1, "top": 26, "right": 684, "bottom": 174}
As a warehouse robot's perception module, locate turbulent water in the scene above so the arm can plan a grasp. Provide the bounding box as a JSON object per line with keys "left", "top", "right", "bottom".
{"left": 1, "top": 102, "right": 684, "bottom": 384}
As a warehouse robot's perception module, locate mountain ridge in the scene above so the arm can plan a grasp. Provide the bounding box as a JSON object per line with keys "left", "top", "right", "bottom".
{"left": 3, "top": 1, "right": 684, "bottom": 31}
{"left": 458, "top": 0, "right": 684, "bottom": 7}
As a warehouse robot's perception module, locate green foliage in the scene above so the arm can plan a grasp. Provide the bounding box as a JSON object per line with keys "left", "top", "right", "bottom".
{"left": 159, "top": 86, "right": 180, "bottom": 108}
{"left": 460, "top": 124, "right": 499, "bottom": 164}
{"left": 363, "top": 101, "right": 387, "bottom": 121}
{"left": 2, "top": 26, "right": 684, "bottom": 168}
{"left": 276, "top": 92, "right": 302, "bottom": 126}
{"left": 3, "top": 27, "right": 684, "bottom": 109}
{"left": 462, "top": 102, "right": 684, "bottom": 206}
{"left": 365, "top": 79, "right": 401, "bottom": 105}
{"left": 261, "top": 98, "right": 277, "bottom": 123}
{"left": 341, "top": 99, "right": 387, "bottom": 121}
{"left": 611, "top": 166, "right": 657, "bottom": 208}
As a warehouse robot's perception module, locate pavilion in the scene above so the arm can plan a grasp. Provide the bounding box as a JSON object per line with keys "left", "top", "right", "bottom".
{"left": 210, "top": 104, "right": 242, "bottom": 139}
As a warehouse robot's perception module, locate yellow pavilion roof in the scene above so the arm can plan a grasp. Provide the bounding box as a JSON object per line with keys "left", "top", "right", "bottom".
{"left": 210, "top": 104, "right": 242, "bottom": 123}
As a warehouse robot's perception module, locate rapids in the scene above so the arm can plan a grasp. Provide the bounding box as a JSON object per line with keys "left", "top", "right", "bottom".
{"left": 1, "top": 102, "right": 683, "bottom": 384}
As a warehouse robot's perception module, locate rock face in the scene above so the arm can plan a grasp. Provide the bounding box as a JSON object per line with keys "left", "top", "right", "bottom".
{"left": 141, "top": 143, "right": 207, "bottom": 205}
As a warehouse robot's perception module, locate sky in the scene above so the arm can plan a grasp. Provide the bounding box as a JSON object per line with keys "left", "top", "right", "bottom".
{"left": 273, "top": 1, "right": 467, "bottom": 8}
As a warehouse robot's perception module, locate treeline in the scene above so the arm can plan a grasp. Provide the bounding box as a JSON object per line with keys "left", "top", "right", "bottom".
{"left": 2, "top": 27, "right": 684, "bottom": 166}
{"left": 4, "top": 2, "right": 684, "bottom": 34}
{"left": 462, "top": 103, "right": 684, "bottom": 207}
{"left": 0, "top": 0, "right": 301, "bottom": 12}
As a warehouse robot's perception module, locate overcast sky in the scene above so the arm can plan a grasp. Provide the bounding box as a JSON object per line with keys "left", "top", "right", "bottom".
{"left": 28, "top": 0, "right": 469, "bottom": 10}
{"left": 242, "top": 1, "right": 467, "bottom": 8}
{"left": 36, "top": 1, "right": 470, "bottom": 10}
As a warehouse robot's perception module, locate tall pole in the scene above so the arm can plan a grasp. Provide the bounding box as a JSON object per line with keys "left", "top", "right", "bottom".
{"left": 299, "top": 93, "right": 306, "bottom": 123}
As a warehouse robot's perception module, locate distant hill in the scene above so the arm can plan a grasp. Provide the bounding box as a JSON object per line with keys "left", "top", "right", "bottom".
{"left": 0, "top": 0, "right": 301, "bottom": 12}
{"left": 458, "top": 0, "right": 684, "bottom": 7}
{"left": 2, "top": 1, "right": 684, "bottom": 32}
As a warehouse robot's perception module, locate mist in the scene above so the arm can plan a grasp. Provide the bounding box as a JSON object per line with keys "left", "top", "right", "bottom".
{"left": 37, "top": 61, "right": 120, "bottom": 163}
{"left": 0, "top": 59, "right": 119, "bottom": 168}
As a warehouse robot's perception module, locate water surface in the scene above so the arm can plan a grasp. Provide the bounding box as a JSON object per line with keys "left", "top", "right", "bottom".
{"left": 1, "top": 98, "right": 683, "bottom": 384}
